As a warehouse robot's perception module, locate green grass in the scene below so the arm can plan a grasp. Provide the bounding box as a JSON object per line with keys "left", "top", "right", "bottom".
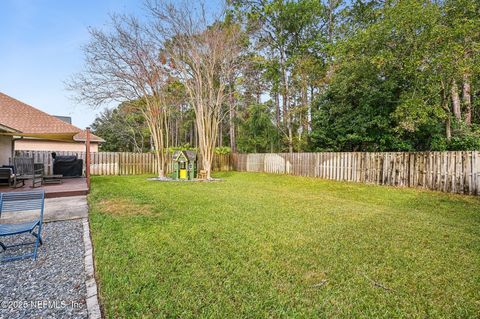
{"left": 89, "top": 172, "right": 480, "bottom": 318}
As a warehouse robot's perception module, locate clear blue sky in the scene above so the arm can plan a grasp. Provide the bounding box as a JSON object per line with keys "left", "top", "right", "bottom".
{"left": 0, "top": 0, "right": 221, "bottom": 129}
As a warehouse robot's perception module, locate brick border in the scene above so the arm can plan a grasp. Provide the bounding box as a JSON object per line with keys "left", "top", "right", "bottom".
{"left": 82, "top": 218, "right": 102, "bottom": 319}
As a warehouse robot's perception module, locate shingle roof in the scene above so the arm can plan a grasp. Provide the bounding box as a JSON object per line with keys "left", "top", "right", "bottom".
{"left": 0, "top": 92, "right": 104, "bottom": 142}
{"left": 73, "top": 130, "right": 104, "bottom": 142}
{"left": 172, "top": 150, "right": 197, "bottom": 162}
{"left": 184, "top": 150, "right": 197, "bottom": 161}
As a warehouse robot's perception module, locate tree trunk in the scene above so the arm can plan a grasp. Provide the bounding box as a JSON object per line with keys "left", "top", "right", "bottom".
{"left": 446, "top": 115, "right": 452, "bottom": 140}
{"left": 155, "top": 149, "right": 165, "bottom": 178}
{"left": 275, "top": 92, "right": 280, "bottom": 127}
{"left": 440, "top": 81, "right": 451, "bottom": 141}
{"left": 146, "top": 114, "right": 166, "bottom": 179}
{"left": 302, "top": 83, "right": 309, "bottom": 133}
{"left": 202, "top": 156, "right": 212, "bottom": 179}
{"left": 218, "top": 119, "right": 223, "bottom": 146}
{"left": 194, "top": 122, "right": 198, "bottom": 148}
{"left": 155, "top": 133, "right": 165, "bottom": 178}
{"left": 199, "top": 140, "right": 214, "bottom": 180}
{"left": 195, "top": 104, "right": 218, "bottom": 180}
{"left": 282, "top": 92, "right": 288, "bottom": 125}
{"left": 463, "top": 73, "right": 472, "bottom": 125}
{"left": 451, "top": 80, "right": 462, "bottom": 121}
{"left": 229, "top": 96, "right": 236, "bottom": 152}
{"left": 280, "top": 51, "right": 289, "bottom": 125}
{"left": 328, "top": 0, "right": 335, "bottom": 43}
{"left": 175, "top": 117, "right": 179, "bottom": 146}
{"left": 280, "top": 51, "right": 293, "bottom": 152}
{"left": 287, "top": 114, "right": 293, "bottom": 153}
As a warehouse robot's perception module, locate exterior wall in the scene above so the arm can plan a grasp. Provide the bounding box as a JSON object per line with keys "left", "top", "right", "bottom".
{"left": 0, "top": 135, "right": 13, "bottom": 165}
{"left": 15, "top": 139, "right": 99, "bottom": 153}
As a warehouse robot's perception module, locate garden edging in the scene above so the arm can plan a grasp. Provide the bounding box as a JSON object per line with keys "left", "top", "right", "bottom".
{"left": 82, "top": 217, "right": 102, "bottom": 319}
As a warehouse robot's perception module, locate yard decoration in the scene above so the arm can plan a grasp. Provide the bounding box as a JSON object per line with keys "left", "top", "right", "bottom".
{"left": 172, "top": 150, "right": 197, "bottom": 180}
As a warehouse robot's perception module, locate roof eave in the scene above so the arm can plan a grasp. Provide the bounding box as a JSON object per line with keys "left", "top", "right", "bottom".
{"left": 0, "top": 123, "right": 20, "bottom": 133}
{"left": 0, "top": 131, "right": 79, "bottom": 141}
{"left": 73, "top": 137, "right": 105, "bottom": 143}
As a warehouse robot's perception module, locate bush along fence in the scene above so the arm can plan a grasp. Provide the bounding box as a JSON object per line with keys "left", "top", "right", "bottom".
{"left": 232, "top": 152, "right": 480, "bottom": 195}
{"left": 15, "top": 150, "right": 231, "bottom": 176}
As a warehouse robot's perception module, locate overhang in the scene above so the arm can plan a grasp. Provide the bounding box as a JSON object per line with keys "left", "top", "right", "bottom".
{"left": 0, "top": 124, "right": 20, "bottom": 133}
{"left": 0, "top": 131, "right": 78, "bottom": 142}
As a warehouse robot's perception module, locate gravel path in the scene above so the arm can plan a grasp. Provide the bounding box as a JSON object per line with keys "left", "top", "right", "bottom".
{"left": 0, "top": 220, "right": 88, "bottom": 319}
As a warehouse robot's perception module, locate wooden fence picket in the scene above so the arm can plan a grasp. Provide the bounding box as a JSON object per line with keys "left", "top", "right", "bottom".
{"left": 228, "top": 151, "right": 480, "bottom": 195}
{"left": 15, "top": 150, "right": 232, "bottom": 178}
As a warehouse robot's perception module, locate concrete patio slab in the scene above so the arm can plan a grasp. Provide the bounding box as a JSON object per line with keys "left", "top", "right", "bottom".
{"left": 0, "top": 195, "right": 88, "bottom": 224}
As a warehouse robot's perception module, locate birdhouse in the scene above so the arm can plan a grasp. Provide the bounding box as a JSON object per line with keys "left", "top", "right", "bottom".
{"left": 172, "top": 150, "right": 197, "bottom": 180}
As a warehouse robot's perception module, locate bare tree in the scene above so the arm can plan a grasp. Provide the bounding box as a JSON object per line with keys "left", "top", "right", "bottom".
{"left": 148, "top": 1, "right": 243, "bottom": 179}
{"left": 67, "top": 14, "right": 170, "bottom": 178}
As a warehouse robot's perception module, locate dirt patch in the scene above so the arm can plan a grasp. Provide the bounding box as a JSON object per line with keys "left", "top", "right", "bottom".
{"left": 96, "top": 198, "right": 154, "bottom": 216}
{"left": 303, "top": 270, "right": 328, "bottom": 287}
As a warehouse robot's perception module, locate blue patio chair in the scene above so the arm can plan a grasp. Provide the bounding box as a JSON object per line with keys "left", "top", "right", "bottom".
{"left": 0, "top": 191, "right": 45, "bottom": 262}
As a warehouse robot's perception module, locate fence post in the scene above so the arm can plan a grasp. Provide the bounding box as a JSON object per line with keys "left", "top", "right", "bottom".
{"left": 85, "top": 127, "right": 91, "bottom": 191}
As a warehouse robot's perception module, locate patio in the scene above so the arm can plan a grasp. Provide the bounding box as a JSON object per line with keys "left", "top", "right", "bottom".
{"left": 0, "top": 177, "right": 88, "bottom": 198}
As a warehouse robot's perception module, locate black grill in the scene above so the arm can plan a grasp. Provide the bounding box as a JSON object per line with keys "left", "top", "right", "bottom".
{"left": 53, "top": 155, "right": 83, "bottom": 177}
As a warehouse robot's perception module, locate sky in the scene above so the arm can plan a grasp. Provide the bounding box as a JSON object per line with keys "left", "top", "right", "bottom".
{"left": 0, "top": 0, "right": 220, "bottom": 129}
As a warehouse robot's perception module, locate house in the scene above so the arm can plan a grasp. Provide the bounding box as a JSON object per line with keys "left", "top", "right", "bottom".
{"left": 0, "top": 92, "right": 104, "bottom": 165}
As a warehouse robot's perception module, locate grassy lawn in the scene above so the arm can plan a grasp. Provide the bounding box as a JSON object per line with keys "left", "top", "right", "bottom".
{"left": 89, "top": 172, "right": 480, "bottom": 318}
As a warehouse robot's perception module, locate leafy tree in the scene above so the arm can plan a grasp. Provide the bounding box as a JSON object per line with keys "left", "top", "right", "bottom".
{"left": 91, "top": 102, "right": 151, "bottom": 152}
{"left": 237, "top": 103, "right": 279, "bottom": 152}
{"left": 311, "top": 0, "right": 480, "bottom": 151}
{"left": 233, "top": 0, "right": 329, "bottom": 152}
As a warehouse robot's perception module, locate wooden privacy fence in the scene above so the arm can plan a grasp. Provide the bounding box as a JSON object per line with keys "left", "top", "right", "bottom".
{"left": 15, "top": 150, "right": 480, "bottom": 195}
{"left": 232, "top": 152, "right": 480, "bottom": 195}
{"left": 15, "top": 150, "right": 231, "bottom": 176}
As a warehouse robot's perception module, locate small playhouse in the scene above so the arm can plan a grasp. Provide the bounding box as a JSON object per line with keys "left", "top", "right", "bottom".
{"left": 172, "top": 150, "right": 197, "bottom": 180}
